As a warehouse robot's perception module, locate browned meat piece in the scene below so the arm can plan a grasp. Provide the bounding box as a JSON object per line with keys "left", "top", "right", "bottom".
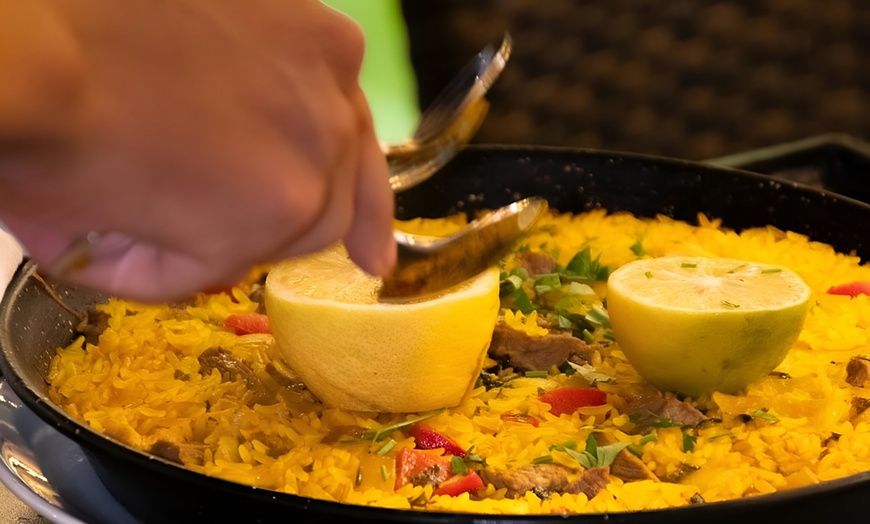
{"left": 624, "top": 387, "right": 706, "bottom": 433}
{"left": 198, "top": 347, "right": 257, "bottom": 387}
{"left": 566, "top": 466, "right": 611, "bottom": 499}
{"left": 609, "top": 451, "right": 658, "bottom": 482}
{"left": 663, "top": 463, "right": 701, "bottom": 483}
{"left": 320, "top": 425, "right": 367, "bottom": 444}
{"left": 846, "top": 356, "right": 870, "bottom": 386}
{"left": 75, "top": 309, "right": 111, "bottom": 346}
{"left": 265, "top": 361, "right": 307, "bottom": 391}
{"left": 150, "top": 439, "right": 205, "bottom": 466}
{"left": 488, "top": 321, "right": 596, "bottom": 372}
{"left": 479, "top": 463, "right": 571, "bottom": 499}
{"left": 846, "top": 356, "right": 870, "bottom": 417}
{"left": 595, "top": 433, "right": 658, "bottom": 482}
{"left": 480, "top": 463, "right": 613, "bottom": 500}
{"left": 853, "top": 398, "right": 870, "bottom": 418}
{"left": 264, "top": 361, "right": 320, "bottom": 404}
{"left": 246, "top": 272, "right": 269, "bottom": 314}
{"left": 514, "top": 251, "right": 558, "bottom": 276}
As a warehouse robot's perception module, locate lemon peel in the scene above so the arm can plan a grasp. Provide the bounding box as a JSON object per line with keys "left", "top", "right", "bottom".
{"left": 606, "top": 256, "right": 812, "bottom": 397}
{"left": 264, "top": 244, "right": 500, "bottom": 413}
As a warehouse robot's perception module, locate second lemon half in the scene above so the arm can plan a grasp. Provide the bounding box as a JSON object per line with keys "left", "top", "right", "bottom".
{"left": 606, "top": 256, "right": 812, "bottom": 397}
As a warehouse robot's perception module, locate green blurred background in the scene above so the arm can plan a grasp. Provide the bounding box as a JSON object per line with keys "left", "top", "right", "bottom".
{"left": 324, "top": 0, "right": 419, "bottom": 144}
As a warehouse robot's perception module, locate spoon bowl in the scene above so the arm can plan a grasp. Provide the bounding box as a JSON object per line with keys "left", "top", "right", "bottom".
{"left": 385, "top": 33, "right": 512, "bottom": 193}
{"left": 379, "top": 197, "right": 549, "bottom": 300}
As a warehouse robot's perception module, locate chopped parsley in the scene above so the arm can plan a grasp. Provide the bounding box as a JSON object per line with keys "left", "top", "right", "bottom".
{"left": 451, "top": 455, "right": 468, "bottom": 474}
{"left": 562, "top": 247, "right": 612, "bottom": 281}
{"left": 376, "top": 439, "right": 396, "bottom": 455}
{"left": 630, "top": 238, "right": 646, "bottom": 257}
{"left": 682, "top": 433, "right": 697, "bottom": 452}
{"left": 361, "top": 411, "right": 441, "bottom": 441}
{"left": 751, "top": 409, "right": 779, "bottom": 422}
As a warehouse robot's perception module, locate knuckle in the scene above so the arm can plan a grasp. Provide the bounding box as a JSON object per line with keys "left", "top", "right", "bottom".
{"left": 320, "top": 12, "right": 366, "bottom": 79}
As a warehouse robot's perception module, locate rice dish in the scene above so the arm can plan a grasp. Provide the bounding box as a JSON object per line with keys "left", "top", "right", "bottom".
{"left": 46, "top": 209, "right": 870, "bottom": 515}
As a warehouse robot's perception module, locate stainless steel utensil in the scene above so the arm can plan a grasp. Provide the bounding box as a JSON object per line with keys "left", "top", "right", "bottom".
{"left": 379, "top": 197, "right": 548, "bottom": 300}
{"left": 385, "top": 33, "right": 512, "bottom": 193}
{"left": 377, "top": 33, "right": 539, "bottom": 301}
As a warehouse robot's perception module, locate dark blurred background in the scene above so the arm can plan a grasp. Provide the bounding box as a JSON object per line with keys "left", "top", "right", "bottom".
{"left": 401, "top": 0, "right": 870, "bottom": 160}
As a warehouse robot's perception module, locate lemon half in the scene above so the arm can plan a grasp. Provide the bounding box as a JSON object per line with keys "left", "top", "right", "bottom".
{"left": 264, "top": 245, "right": 500, "bottom": 413}
{"left": 606, "top": 256, "right": 812, "bottom": 397}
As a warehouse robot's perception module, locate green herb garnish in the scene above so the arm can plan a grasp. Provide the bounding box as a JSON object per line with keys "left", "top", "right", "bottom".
{"left": 376, "top": 439, "right": 397, "bottom": 455}
{"left": 562, "top": 247, "right": 612, "bottom": 281}
{"left": 451, "top": 455, "right": 468, "bottom": 474}
{"left": 630, "top": 238, "right": 646, "bottom": 257}
{"left": 585, "top": 305, "right": 611, "bottom": 328}
{"left": 682, "top": 433, "right": 697, "bottom": 452}
{"left": 362, "top": 411, "right": 441, "bottom": 441}
{"left": 751, "top": 409, "right": 779, "bottom": 422}
{"left": 510, "top": 287, "right": 536, "bottom": 315}
{"left": 534, "top": 273, "right": 562, "bottom": 295}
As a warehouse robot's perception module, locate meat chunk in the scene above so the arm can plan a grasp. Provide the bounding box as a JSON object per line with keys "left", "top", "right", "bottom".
{"left": 198, "top": 347, "right": 257, "bottom": 387}
{"left": 846, "top": 356, "right": 870, "bottom": 387}
{"left": 595, "top": 433, "right": 658, "bottom": 482}
{"left": 846, "top": 356, "right": 870, "bottom": 417}
{"left": 566, "top": 466, "right": 611, "bottom": 499}
{"left": 624, "top": 388, "right": 706, "bottom": 433}
{"left": 75, "top": 309, "right": 111, "bottom": 346}
{"left": 150, "top": 439, "right": 205, "bottom": 466}
{"left": 479, "top": 463, "right": 571, "bottom": 499}
{"left": 488, "top": 321, "right": 596, "bottom": 372}
{"left": 479, "top": 462, "right": 612, "bottom": 501}
{"left": 514, "top": 251, "right": 558, "bottom": 277}
{"left": 246, "top": 271, "right": 269, "bottom": 314}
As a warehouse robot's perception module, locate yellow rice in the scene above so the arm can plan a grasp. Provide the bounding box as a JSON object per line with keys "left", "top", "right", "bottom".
{"left": 46, "top": 209, "right": 870, "bottom": 515}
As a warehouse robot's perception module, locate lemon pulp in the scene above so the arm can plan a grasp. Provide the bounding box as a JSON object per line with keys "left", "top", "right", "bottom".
{"left": 264, "top": 244, "right": 501, "bottom": 413}
{"left": 606, "top": 256, "right": 812, "bottom": 397}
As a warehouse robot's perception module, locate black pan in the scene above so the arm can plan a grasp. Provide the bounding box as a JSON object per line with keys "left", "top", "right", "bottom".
{"left": 2, "top": 142, "right": 870, "bottom": 523}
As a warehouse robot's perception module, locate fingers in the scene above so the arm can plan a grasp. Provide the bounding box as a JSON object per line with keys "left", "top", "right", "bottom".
{"left": 0, "top": 0, "right": 396, "bottom": 303}
{"left": 342, "top": 92, "right": 396, "bottom": 277}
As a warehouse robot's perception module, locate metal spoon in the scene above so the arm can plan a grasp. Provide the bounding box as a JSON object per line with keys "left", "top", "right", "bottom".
{"left": 379, "top": 197, "right": 549, "bottom": 301}
{"left": 376, "top": 34, "right": 549, "bottom": 300}
{"left": 385, "top": 33, "right": 512, "bottom": 193}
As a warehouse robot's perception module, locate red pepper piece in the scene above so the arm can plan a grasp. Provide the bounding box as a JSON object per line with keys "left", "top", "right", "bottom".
{"left": 827, "top": 281, "right": 870, "bottom": 298}
{"left": 408, "top": 423, "right": 466, "bottom": 457}
{"left": 500, "top": 413, "right": 541, "bottom": 427}
{"left": 538, "top": 387, "right": 607, "bottom": 416}
{"left": 224, "top": 312, "right": 272, "bottom": 335}
{"left": 432, "top": 470, "right": 484, "bottom": 497}
{"left": 394, "top": 448, "right": 453, "bottom": 490}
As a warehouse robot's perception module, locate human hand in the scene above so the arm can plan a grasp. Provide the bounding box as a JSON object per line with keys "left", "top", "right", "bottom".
{"left": 0, "top": 0, "right": 396, "bottom": 303}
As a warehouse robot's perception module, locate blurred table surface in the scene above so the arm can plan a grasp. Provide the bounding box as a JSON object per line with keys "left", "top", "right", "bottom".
{"left": 0, "top": 485, "right": 52, "bottom": 523}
